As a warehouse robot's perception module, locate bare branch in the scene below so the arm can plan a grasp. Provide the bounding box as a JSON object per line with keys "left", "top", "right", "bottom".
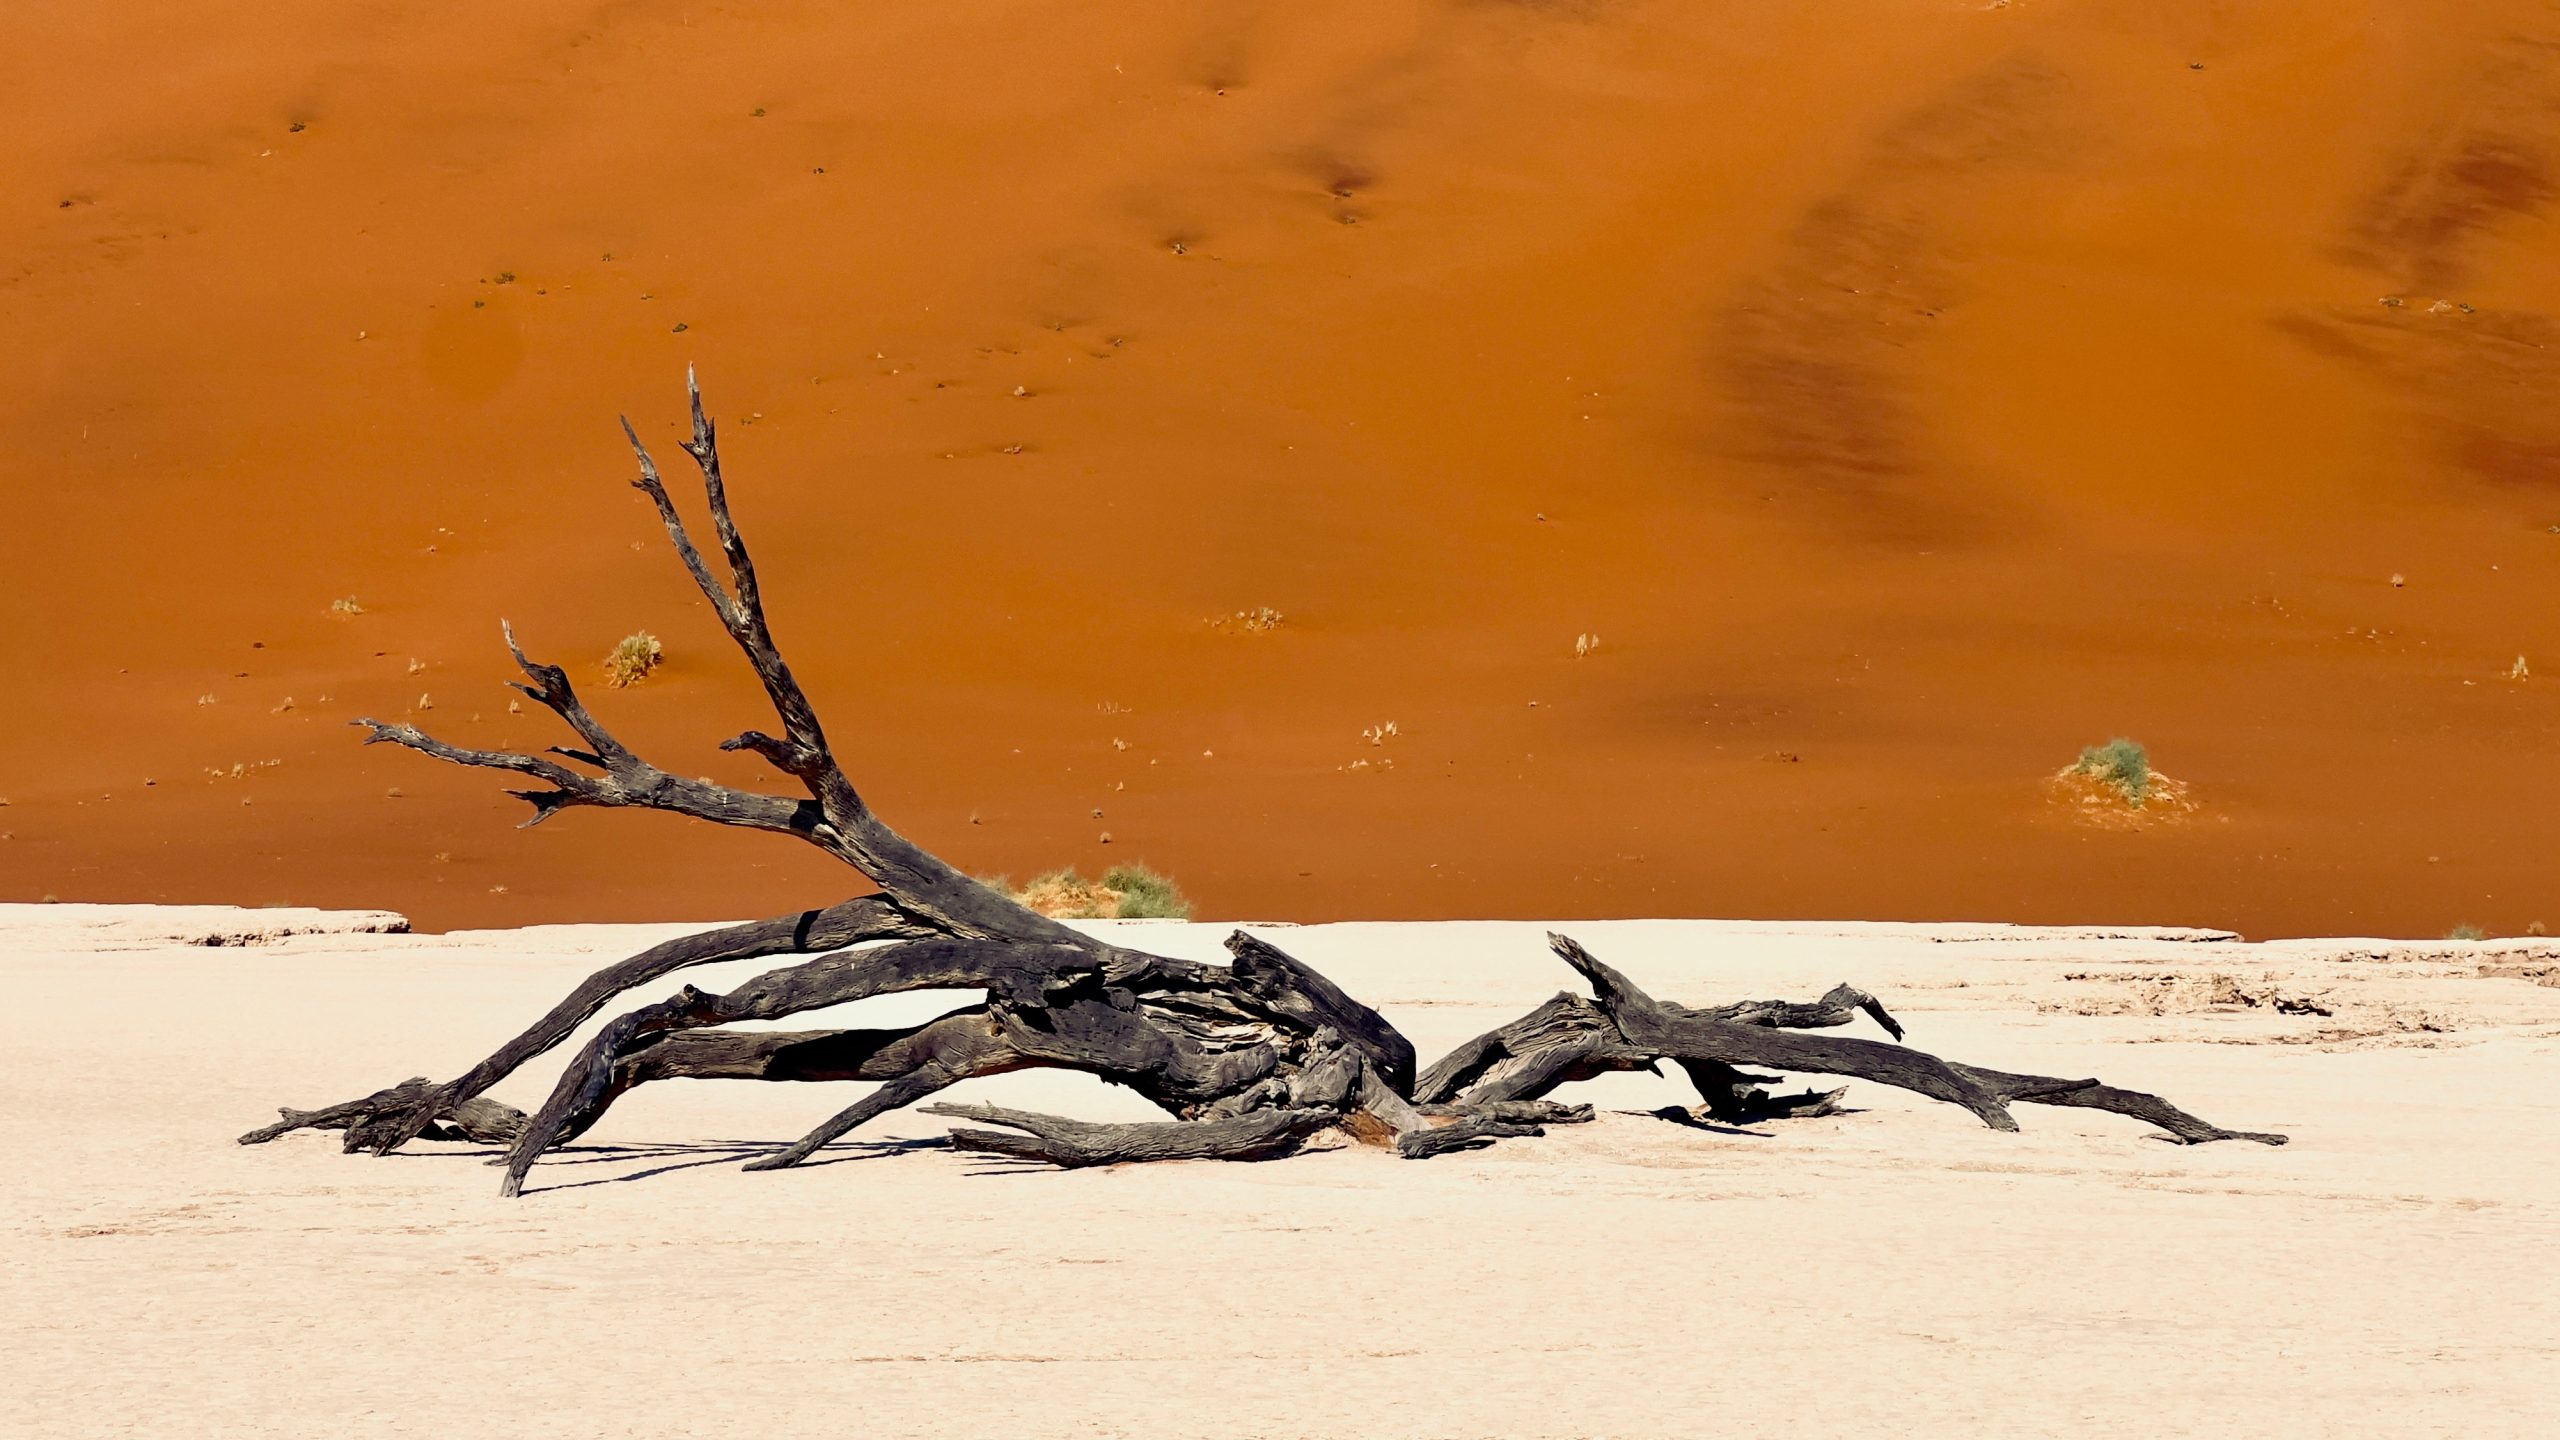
{"left": 500, "top": 937, "right": 1100, "bottom": 1195}
{"left": 679, "top": 367, "right": 761, "bottom": 617}
{"left": 622, "top": 376, "right": 842, "bottom": 810}
{"left": 622, "top": 414, "right": 744, "bottom": 631}
{"left": 1549, "top": 932, "right": 2020, "bottom": 1130}
{"left": 719, "top": 728, "right": 827, "bottom": 779}
{"left": 924, "top": 1103, "right": 1336, "bottom": 1168}
{"left": 241, "top": 893, "right": 939, "bottom": 1154}
{"left": 500, "top": 620, "right": 638, "bottom": 767}
{"left": 1949, "top": 1063, "right": 2290, "bottom": 1146}
{"left": 354, "top": 714, "right": 813, "bottom": 836}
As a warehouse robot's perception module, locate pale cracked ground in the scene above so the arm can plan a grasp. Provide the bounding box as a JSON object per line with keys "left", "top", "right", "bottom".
{"left": 6, "top": 906, "right": 2557, "bottom": 1438}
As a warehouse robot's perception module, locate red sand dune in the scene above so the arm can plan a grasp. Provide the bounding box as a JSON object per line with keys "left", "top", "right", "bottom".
{"left": 6, "top": 0, "right": 2557, "bottom": 936}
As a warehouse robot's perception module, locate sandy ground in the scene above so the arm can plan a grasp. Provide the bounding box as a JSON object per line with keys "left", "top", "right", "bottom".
{"left": 7, "top": 903, "right": 2558, "bottom": 1438}
{"left": 8, "top": 0, "right": 2560, "bottom": 937}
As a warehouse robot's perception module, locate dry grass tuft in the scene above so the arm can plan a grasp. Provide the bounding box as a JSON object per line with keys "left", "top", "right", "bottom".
{"left": 603, "top": 631, "right": 664, "bottom": 688}
{"left": 988, "top": 864, "right": 1192, "bottom": 920}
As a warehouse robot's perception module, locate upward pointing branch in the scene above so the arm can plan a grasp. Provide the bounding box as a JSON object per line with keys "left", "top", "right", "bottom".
{"left": 365, "top": 374, "right": 1127, "bottom": 942}
{"left": 620, "top": 369, "right": 843, "bottom": 802}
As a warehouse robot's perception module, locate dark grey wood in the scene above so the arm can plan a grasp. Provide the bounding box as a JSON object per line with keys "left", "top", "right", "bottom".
{"left": 556, "top": 1006, "right": 1018, "bottom": 1155}
{"left": 1675, "top": 1059, "right": 1850, "bottom": 1123}
{"left": 1222, "top": 931, "right": 1418, "bottom": 1094}
{"left": 498, "top": 937, "right": 1097, "bottom": 1195}
{"left": 1949, "top": 1064, "right": 2289, "bottom": 1146}
{"left": 239, "top": 1078, "right": 529, "bottom": 1147}
{"left": 924, "top": 1103, "right": 1338, "bottom": 1167}
{"left": 1549, "top": 933, "right": 2022, "bottom": 1130}
{"left": 1546, "top": 934, "right": 2287, "bottom": 1145}
{"left": 1696, "top": 983, "right": 1905, "bottom": 1042}
{"left": 239, "top": 894, "right": 934, "bottom": 1154}
{"left": 1395, "top": 1111, "right": 1549, "bottom": 1159}
{"left": 1415, "top": 993, "right": 1659, "bottom": 1107}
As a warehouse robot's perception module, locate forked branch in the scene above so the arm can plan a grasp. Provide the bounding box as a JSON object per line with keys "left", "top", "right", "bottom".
{"left": 353, "top": 618, "right": 815, "bottom": 838}
{"left": 621, "top": 370, "right": 839, "bottom": 798}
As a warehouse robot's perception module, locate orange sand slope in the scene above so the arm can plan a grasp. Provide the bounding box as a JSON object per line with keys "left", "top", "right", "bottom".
{"left": 6, "top": 1, "right": 2560, "bottom": 935}
{"left": 9, "top": 907, "right": 2559, "bottom": 1436}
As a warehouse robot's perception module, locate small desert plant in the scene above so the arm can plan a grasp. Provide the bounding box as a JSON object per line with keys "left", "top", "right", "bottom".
{"left": 1100, "top": 863, "right": 1192, "bottom": 919}
{"left": 1000, "top": 865, "right": 1193, "bottom": 920}
{"left": 2071, "top": 738, "right": 2152, "bottom": 805}
{"left": 1013, "top": 867, "right": 1111, "bottom": 919}
{"left": 604, "top": 631, "right": 664, "bottom": 688}
{"left": 328, "top": 596, "right": 365, "bottom": 616}
{"left": 2446, "top": 923, "right": 2488, "bottom": 942}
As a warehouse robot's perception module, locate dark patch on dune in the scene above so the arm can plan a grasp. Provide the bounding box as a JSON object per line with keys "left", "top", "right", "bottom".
{"left": 2335, "top": 37, "right": 2560, "bottom": 291}
{"left": 2281, "top": 304, "right": 2560, "bottom": 494}
{"left": 2292, "top": 35, "right": 2560, "bottom": 491}
{"left": 1178, "top": 1, "right": 1268, "bottom": 93}
{"left": 1705, "top": 61, "right": 2088, "bottom": 544}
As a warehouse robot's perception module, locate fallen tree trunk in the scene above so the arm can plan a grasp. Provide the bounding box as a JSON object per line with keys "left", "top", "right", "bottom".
{"left": 242, "top": 376, "right": 2286, "bottom": 1196}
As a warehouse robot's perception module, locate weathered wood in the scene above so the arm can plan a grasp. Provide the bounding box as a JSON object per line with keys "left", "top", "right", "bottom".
{"left": 1415, "top": 993, "right": 1659, "bottom": 1107}
{"left": 1413, "top": 1099, "right": 1594, "bottom": 1126}
{"left": 549, "top": 1007, "right": 1017, "bottom": 1153}
{"left": 924, "top": 1103, "right": 1337, "bottom": 1167}
{"left": 1222, "top": 931, "right": 1418, "bottom": 1094}
{"left": 1546, "top": 933, "right": 2286, "bottom": 1145}
{"left": 1694, "top": 983, "right": 1905, "bottom": 1043}
{"left": 239, "top": 894, "right": 935, "bottom": 1154}
{"left": 1549, "top": 933, "right": 2023, "bottom": 1131}
{"left": 238, "top": 1078, "right": 530, "bottom": 1147}
{"left": 1395, "top": 1111, "right": 1549, "bottom": 1159}
{"left": 499, "top": 937, "right": 1098, "bottom": 1195}
{"left": 1949, "top": 1063, "right": 2290, "bottom": 1146}
{"left": 1675, "top": 1059, "right": 1849, "bottom": 1123}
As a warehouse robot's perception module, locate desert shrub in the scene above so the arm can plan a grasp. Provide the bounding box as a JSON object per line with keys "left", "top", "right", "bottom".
{"left": 1014, "top": 867, "right": 1112, "bottom": 919}
{"left": 1000, "top": 865, "right": 1193, "bottom": 920}
{"left": 2447, "top": 923, "right": 2488, "bottom": 942}
{"left": 604, "top": 631, "right": 663, "bottom": 688}
{"left": 2072, "top": 737, "right": 2152, "bottom": 805}
{"left": 1100, "top": 863, "right": 1192, "bottom": 920}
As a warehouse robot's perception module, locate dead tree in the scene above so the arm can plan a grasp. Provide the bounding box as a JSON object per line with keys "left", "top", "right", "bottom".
{"left": 242, "top": 376, "right": 2286, "bottom": 1196}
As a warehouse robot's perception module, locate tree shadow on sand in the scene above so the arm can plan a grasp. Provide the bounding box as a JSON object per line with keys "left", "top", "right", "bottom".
{"left": 379, "top": 1135, "right": 953, "bottom": 1195}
